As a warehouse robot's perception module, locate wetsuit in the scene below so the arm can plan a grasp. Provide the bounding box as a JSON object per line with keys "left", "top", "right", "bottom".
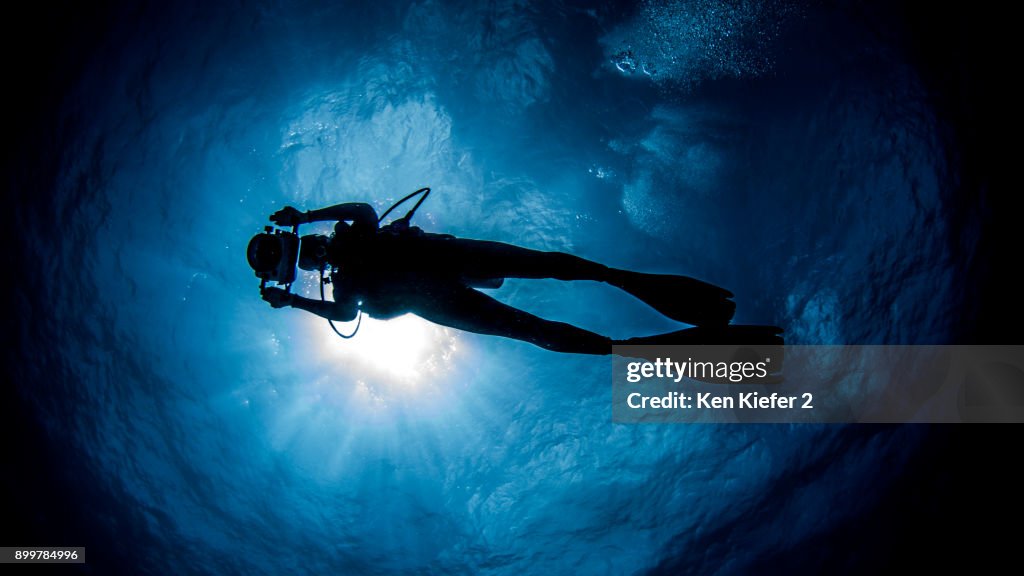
{"left": 327, "top": 203, "right": 616, "bottom": 354}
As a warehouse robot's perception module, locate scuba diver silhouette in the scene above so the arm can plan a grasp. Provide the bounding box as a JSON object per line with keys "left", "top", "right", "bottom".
{"left": 247, "top": 188, "right": 782, "bottom": 354}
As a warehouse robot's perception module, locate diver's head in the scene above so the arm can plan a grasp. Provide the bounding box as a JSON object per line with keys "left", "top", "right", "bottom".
{"left": 298, "top": 234, "right": 330, "bottom": 272}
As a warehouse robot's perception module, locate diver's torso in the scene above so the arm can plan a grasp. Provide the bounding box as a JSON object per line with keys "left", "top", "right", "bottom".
{"left": 328, "top": 229, "right": 485, "bottom": 318}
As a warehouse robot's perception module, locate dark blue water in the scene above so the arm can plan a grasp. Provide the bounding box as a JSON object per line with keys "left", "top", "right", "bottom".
{"left": 4, "top": 1, "right": 1017, "bottom": 574}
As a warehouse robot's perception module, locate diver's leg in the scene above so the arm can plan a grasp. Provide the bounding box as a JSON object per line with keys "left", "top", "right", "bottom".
{"left": 604, "top": 270, "right": 736, "bottom": 326}
{"left": 441, "top": 238, "right": 611, "bottom": 281}
{"left": 441, "top": 238, "right": 736, "bottom": 326}
{"left": 616, "top": 325, "right": 783, "bottom": 346}
{"left": 411, "top": 283, "right": 612, "bottom": 355}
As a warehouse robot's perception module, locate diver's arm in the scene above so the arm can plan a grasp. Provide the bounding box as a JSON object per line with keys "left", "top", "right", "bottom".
{"left": 307, "top": 202, "right": 378, "bottom": 227}
{"left": 289, "top": 294, "right": 359, "bottom": 322}
{"left": 270, "top": 203, "right": 378, "bottom": 229}
{"left": 261, "top": 288, "right": 358, "bottom": 321}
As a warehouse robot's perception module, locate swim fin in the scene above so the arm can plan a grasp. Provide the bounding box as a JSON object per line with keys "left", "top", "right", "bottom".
{"left": 607, "top": 270, "right": 736, "bottom": 326}
{"left": 614, "top": 325, "right": 784, "bottom": 346}
{"left": 614, "top": 325, "right": 785, "bottom": 383}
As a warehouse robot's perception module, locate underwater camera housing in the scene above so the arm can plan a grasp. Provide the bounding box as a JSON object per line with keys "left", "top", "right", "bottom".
{"left": 247, "top": 226, "right": 300, "bottom": 286}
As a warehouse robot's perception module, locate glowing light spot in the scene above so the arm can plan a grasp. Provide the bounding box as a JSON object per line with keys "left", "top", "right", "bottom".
{"left": 308, "top": 314, "right": 458, "bottom": 390}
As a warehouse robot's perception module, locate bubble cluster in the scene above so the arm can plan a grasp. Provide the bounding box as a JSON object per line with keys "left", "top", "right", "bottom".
{"left": 605, "top": 0, "right": 801, "bottom": 88}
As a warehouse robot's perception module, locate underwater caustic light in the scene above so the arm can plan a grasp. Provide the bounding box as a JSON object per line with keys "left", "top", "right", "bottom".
{"left": 307, "top": 313, "right": 459, "bottom": 390}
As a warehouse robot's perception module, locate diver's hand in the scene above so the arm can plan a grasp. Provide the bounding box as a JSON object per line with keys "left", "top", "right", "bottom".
{"left": 270, "top": 206, "right": 307, "bottom": 227}
{"left": 261, "top": 287, "right": 294, "bottom": 308}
